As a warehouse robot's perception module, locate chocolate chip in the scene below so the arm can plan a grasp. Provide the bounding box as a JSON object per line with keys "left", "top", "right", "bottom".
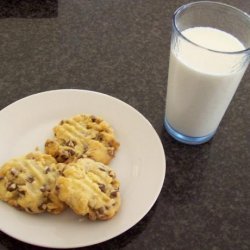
{"left": 67, "top": 149, "right": 75, "bottom": 156}
{"left": 98, "top": 184, "right": 106, "bottom": 193}
{"left": 7, "top": 183, "right": 17, "bottom": 192}
{"left": 60, "top": 120, "right": 69, "bottom": 125}
{"left": 15, "top": 204, "right": 23, "bottom": 210}
{"left": 95, "top": 134, "right": 103, "bottom": 142}
{"left": 83, "top": 145, "right": 89, "bottom": 153}
{"left": 10, "top": 168, "right": 19, "bottom": 177}
{"left": 26, "top": 176, "right": 34, "bottom": 183}
{"left": 27, "top": 207, "right": 33, "bottom": 213}
{"left": 107, "top": 148, "right": 115, "bottom": 157}
{"left": 110, "top": 190, "right": 118, "bottom": 198}
{"left": 66, "top": 140, "right": 76, "bottom": 147}
{"left": 38, "top": 203, "right": 47, "bottom": 210}
{"left": 108, "top": 170, "right": 115, "bottom": 178}
{"left": 98, "top": 167, "right": 106, "bottom": 172}
{"left": 45, "top": 140, "right": 53, "bottom": 147}
{"left": 90, "top": 116, "right": 97, "bottom": 122}
{"left": 40, "top": 186, "right": 46, "bottom": 192}
{"left": 18, "top": 189, "right": 26, "bottom": 195}
{"left": 60, "top": 154, "right": 69, "bottom": 162}
{"left": 58, "top": 166, "right": 66, "bottom": 176}
{"left": 0, "top": 176, "right": 4, "bottom": 181}
{"left": 40, "top": 185, "right": 50, "bottom": 192}
{"left": 97, "top": 207, "right": 104, "bottom": 214}
{"left": 61, "top": 148, "right": 76, "bottom": 161}
{"left": 108, "top": 141, "right": 116, "bottom": 147}
{"left": 44, "top": 166, "right": 51, "bottom": 174}
{"left": 47, "top": 197, "right": 53, "bottom": 203}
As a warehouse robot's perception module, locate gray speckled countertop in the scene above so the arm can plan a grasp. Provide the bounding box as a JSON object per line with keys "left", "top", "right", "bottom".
{"left": 0, "top": 0, "right": 249, "bottom": 250}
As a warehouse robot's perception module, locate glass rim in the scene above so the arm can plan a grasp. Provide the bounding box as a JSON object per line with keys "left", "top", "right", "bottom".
{"left": 173, "top": 1, "right": 250, "bottom": 55}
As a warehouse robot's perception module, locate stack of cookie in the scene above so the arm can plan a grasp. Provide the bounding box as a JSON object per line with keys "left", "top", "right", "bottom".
{"left": 0, "top": 114, "right": 121, "bottom": 221}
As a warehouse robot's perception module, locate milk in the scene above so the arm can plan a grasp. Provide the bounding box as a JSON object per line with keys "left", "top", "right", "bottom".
{"left": 165, "top": 27, "right": 246, "bottom": 137}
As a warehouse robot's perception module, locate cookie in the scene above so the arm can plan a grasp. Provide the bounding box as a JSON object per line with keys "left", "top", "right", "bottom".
{"left": 45, "top": 114, "right": 119, "bottom": 165}
{"left": 56, "top": 158, "right": 121, "bottom": 220}
{"left": 0, "top": 152, "right": 65, "bottom": 214}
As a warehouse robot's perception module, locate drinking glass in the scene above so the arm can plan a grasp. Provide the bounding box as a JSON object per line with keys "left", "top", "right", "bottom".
{"left": 164, "top": 1, "right": 250, "bottom": 144}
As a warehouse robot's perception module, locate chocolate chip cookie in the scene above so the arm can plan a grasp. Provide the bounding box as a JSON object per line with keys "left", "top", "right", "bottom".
{"left": 56, "top": 158, "right": 121, "bottom": 220}
{"left": 0, "top": 152, "right": 65, "bottom": 214}
{"left": 45, "top": 114, "right": 119, "bottom": 165}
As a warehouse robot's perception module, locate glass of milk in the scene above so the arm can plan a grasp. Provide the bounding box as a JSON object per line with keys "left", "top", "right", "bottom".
{"left": 164, "top": 1, "right": 250, "bottom": 145}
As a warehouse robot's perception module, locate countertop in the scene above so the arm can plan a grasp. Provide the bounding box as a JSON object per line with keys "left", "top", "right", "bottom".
{"left": 0, "top": 0, "right": 249, "bottom": 249}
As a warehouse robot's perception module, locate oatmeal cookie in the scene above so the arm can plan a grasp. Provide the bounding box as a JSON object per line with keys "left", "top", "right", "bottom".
{"left": 56, "top": 158, "right": 121, "bottom": 220}
{"left": 0, "top": 152, "right": 65, "bottom": 214}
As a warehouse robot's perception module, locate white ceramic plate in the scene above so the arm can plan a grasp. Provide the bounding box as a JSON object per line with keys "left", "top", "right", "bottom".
{"left": 0, "top": 89, "right": 166, "bottom": 248}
